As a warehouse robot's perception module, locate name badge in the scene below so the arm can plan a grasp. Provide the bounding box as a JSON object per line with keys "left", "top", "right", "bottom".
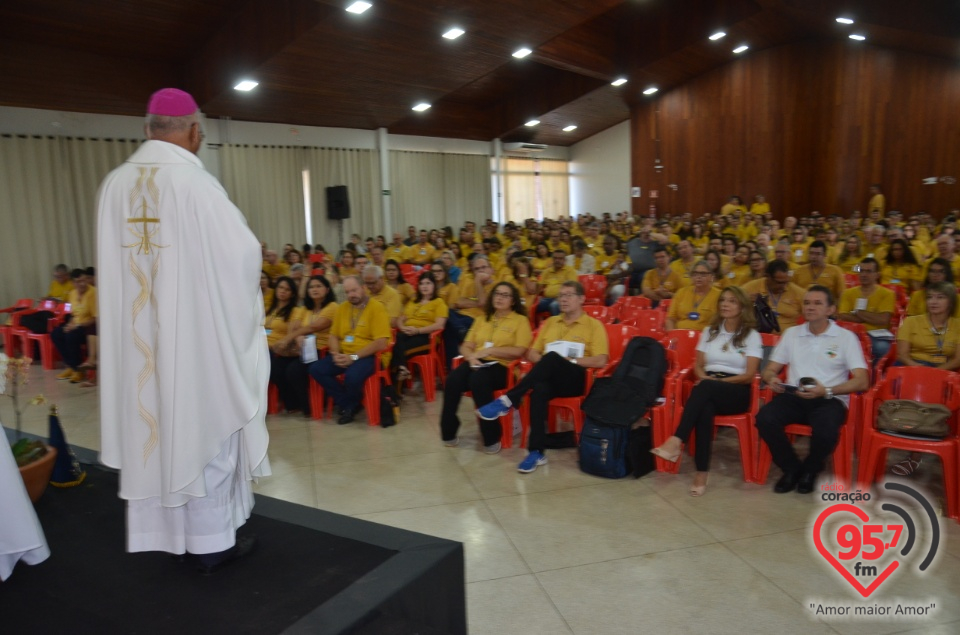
{"left": 688, "top": 312, "right": 700, "bottom": 320}
{"left": 932, "top": 355, "right": 947, "bottom": 364}
{"left": 891, "top": 278, "right": 901, "bottom": 284}
{"left": 727, "top": 272, "right": 735, "bottom": 279}
{"left": 484, "top": 341, "right": 494, "bottom": 349}
{"left": 855, "top": 298, "right": 868, "bottom": 311}
{"left": 794, "top": 249, "right": 803, "bottom": 259}
{"left": 345, "top": 335, "right": 355, "bottom": 343}
{"left": 867, "top": 252, "right": 875, "bottom": 259}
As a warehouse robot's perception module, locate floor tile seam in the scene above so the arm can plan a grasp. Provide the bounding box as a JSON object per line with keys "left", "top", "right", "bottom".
{"left": 304, "top": 446, "right": 449, "bottom": 467}
{"left": 470, "top": 477, "right": 626, "bottom": 502}
{"left": 527, "top": 572, "right": 577, "bottom": 635}
{"left": 328, "top": 493, "right": 486, "bottom": 517}
{"left": 524, "top": 538, "right": 724, "bottom": 576}
{"left": 476, "top": 497, "right": 535, "bottom": 576}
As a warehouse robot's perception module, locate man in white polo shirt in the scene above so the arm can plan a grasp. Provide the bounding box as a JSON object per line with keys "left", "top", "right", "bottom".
{"left": 757, "top": 285, "right": 869, "bottom": 494}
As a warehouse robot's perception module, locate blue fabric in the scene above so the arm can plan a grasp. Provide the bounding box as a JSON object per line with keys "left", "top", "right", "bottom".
{"left": 308, "top": 354, "right": 376, "bottom": 411}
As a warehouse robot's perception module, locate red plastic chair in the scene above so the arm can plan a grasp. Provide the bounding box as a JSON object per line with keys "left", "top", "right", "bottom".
{"left": 835, "top": 320, "right": 874, "bottom": 368}
{"left": 880, "top": 284, "right": 910, "bottom": 312}
{"left": 614, "top": 296, "right": 651, "bottom": 323}
{"left": 0, "top": 298, "right": 33, "bottom": 316}
{"left": 308, "top": 348, "right": 393, "bottom": 426}
{"left": 658, "top": 299, "right": 672, "bottom": 314}
{"left": 874, "top": 341, "right": 898, "bottom": 381}
{"left": 517, "top": 324, "right": 642, "bottom": 445}
{"left": 452, "top": 356, "right": 522, "bottom": 448}
{"left": 755, "top": 388, "right": 862, "bottom": 488}
{"left": 582, "top": 305, "right": 610, "bottom": 323}
{"left": 662, "top": 329, "right": 701, "bottom": 372}
{"left": 844, "top": 273, "right": 860, "bottom": 288}
{"left": 620, "top": 309, "right": 665, "bottom": 338}
{"left": 579, "top": 274, "right": 607, "bottom": 306}
{"left": 857, "top": 367, "right": 960, "bottom": 519}
{"left": 5, "top": 299, "right": 57, "bottom": 356}
{"left": 20, "top": 303, "right": 71, "bottom": 369}
{"left": 406, "top": 330, "right": 444, "bottom": 402}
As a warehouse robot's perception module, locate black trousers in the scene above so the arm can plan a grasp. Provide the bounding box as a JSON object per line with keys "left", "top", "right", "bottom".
{"left": 440, "top": 362, "right": 508, "bottom": 446}
{"left": 443, "top": 311, "right": 475, "bottom": 369}
{"left": 673, "top": 379, "right": 751, "bottom": 472}
{"left": 270, "top": 352, "right": 310, "bottom": 415}
{"left": 50, "top": 324, "right": 87, "bottom": 370}
{"left": 390, "top": 332, "right": 430, "bottom": 371}
{"left": 505, "top": 351, "right": 586, "bottom": 453}
{"left": 755, "top": 393, "right": 848, "bottom": 475}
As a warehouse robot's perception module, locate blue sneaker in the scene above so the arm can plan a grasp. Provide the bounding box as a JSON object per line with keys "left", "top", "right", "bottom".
{"left": 477, "top": 397, "right": 511, "bottom": 421}
{"left": 517, "top": 451, "right": 547, "bottom": 473}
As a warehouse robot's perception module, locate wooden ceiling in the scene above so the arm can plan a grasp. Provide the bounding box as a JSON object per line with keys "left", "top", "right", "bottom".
{"left": 1, "top": 0, "right": 958, "bottom": 146}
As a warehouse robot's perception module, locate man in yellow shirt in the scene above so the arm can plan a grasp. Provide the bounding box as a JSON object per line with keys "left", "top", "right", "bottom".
{"left": 52, "top": 269, "right": 98, "bottom": 383}
{"left": 788, "top": 227, "right": 812, "bottom": 264}
{"left": 642, "top": 247, "right": 681, "bottom": 306}
{"left": 444, "top": 256, "right": 496, "bottom": 369}
{"left": 538, "top": 249, "right": 579, "bottom": 316}
{"left": 838, "top": 258, "right": 896, "bottom": 360}
{"left": 928, "top": 234, "right": 960, "bottom": 280}
{"left": 868, "top": 184, "right": 885, "bottom": 219}
{"left": 750, "top": 194, "right": 770, "bottom": 216}
{"left": 361, "top": 265, "right": 403, "bottom": 328}
{"left": 46, "top": 264, "right": 75, "bottom": 301}
{"left": 407, "top": 231, "right": 436, "bottom": 266}
{"left": 477, "top": 281, "right": 609, "bottom": 474}
{"left": 385, "top": 233, "right": 409, "bottom": 262}
{"left": 793, "top": 241, "right": 844, "bottom": 300}
{"left": 743, "top": 260, "right": 806, "bottom": 331}
{"left": 772, "top": 242, "right": 800, "bottom": 277}
{"left": 309, "top": 276, "right": 391, "bottom": 424}
{"left": 669, "top": 240, "right": 698, "bottom": 288}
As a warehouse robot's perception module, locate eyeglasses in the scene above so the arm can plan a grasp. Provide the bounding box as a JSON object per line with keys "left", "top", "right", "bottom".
{"left": 493, "top": 291, "right": 513, "bottom": 298}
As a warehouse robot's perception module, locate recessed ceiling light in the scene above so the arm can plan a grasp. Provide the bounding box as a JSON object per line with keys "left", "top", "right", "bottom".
{"left": 733, "top": 45, "right": 749, "bottom": 54}
{"left": 525, "top": 119, "right": 540, "bottom": 127}
{"left": 836, "top": 17, "right": 854, "bottom": 25}
{"left": 234, "top": 80, "right": 258, "bottom": 91}
{"left": 643, "top": 87, "right": 658, "bottom": 95}
{"left": 412, "top": 102, "right": 431, "bottom": 112}
{"left": 611, "top": 78, "right": 628, "bottom": 87}
{"left": 709, "top": 31, "right": 726, "bottom": 41}
{"left": 562, "top": 125, "right": 577, "bottom": 132}
{"left": 345, "top": 1, "right": 371, "bottom": 14}
{"left": 512, "top": 47, "right": 532, "bottom": 59}
{"left": 849, "top": 34, "right": 866, "bottom": 41}
{"left": 442, "top": 27, "right": 465, "bottom": 40}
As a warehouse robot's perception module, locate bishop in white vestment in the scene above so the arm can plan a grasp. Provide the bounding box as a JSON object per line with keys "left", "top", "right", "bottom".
{"left": 96, "top": 88, "right": 270, "bottom": 560}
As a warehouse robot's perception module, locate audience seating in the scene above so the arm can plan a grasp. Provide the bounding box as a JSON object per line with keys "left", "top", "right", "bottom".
{"left": 843, "top": 273, "right": 860, "bottom": 288}
{"left": 857, "top": 367, "right": 960, "bottom": 519}
{"left": 579, "top": 274, "right": 607, "bottom": 305}
{"left": 406, "top": 330, "right": 444, "bottom": 402}
{"left": 582, "top": 304, "right": 611, "bottom": 323}
{"left": 5, "top": 299, "right": 57, "bottom": 356}
{"left": 620, "top": 309, "right": 665, "bottom": 337}
{"left": 308, "top": 348, "right": 393, "bottom": 426}
{"left": 19, "top": 303, "right": 71, "bottom": 369}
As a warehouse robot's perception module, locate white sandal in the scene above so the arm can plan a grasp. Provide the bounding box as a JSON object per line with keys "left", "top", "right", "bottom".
{"left": 891, "top": 458, "right": 921, "bottom": 476}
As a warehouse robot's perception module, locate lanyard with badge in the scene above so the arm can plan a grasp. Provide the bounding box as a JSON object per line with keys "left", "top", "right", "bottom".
{"left": 346, "top": 301, "right": 367, "bottom": 344}
{"left": 930, "top": 317, "right": 948, "bottom": 364}
{"left": 688, "top": 291, "right": 707, "bottom": 321}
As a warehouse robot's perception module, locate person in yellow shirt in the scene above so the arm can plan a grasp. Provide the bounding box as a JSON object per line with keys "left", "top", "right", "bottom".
{"left": 407, "top": 231, "right": 437, "bottom": 265}
{"left": 666, "top": 262, "right": 722, "bottom": 331}
{"left": 881, "top": 238, "right": 923, "bottom": 293}
{"left": 383, "top": 260, "right": 415, "bottom": 305}
{"left": 906, "top": 259, "right": 960, "bottom": 317}
{"left": 720, "top": 246, "right": 752, "bottom": 288}
{"left": 834, "top": 235, "right": 864, "bottom": 274}
{"left": 720, "top": 196, "right": 747, "bottom": 216}
{"left": 793, "top": 241, "right": 845, "bottom": 301}
{"left": 46, "top": 264, "right": 75, "bottom": 301}
{"left": 262, "top": 250, "right": 290, "bottom": 281}
{"left": 743, "top": 260, "right": 806, "bottom": 332}
{"left": 362, "top": 265, "right": 403, "bottom": 328}
{"left": 260, "top": 270, "right": 275, "bottom": 313}
{"left": 309, "top": 276, "right": 391, "bottom": 424}
{"left": 689, "top": 224, "right": 709, "bottom": 254}
{"left": 337, "top": 249, "right": 359, "bottom": 278}
{"left": 669, "top": 240, "right": 698, "bottom": 288}
{"left": 444, "top": 256, "right": 496, "bottom": 369}
{"left": 499, "top": 255, "right": 539, "bottom": 311}
{"left": 788, "top": 227, "right": 812, "bottom": 264}
{"left": 264, "top": 277, "right": 310, "bottom": 415}
{"left": 391, "top": 272, "right": 449, "bottom": 384}
{"left": 385, "top": 233, "right": 409, "bottom": 262}
{"left": 430, "top": 262, "right": 461, "bottom": 308}
{"left": 288, "top": 275, "right": 338, "bottom": 351}
{"left": 897, "top": 282, "right": 960, "bottom": 369}
{"left": 838, "top": 258, "right": 896, "bottom": 360}
{"left": 51, "top": 269, "right": 98, "bottom": 383}
{"left": 537, "top": 249, "right": 580, "bottom": 316}
{"left": 476, "top": 281, "right": 609, "bottom": 473}
{"left": 440, "top": 281, "right": 533, "bottom": 452}
{"left": 749, "top": 195, "right": 770, "bottom": 217}
{"left": 868, "top": 184, "right": 885, "bottom": 219}
{"left": 642, "top": 247, "right": 682, "bottom": 306}
{"left": 772, "top": 242, "right": 800, "bottom": 277}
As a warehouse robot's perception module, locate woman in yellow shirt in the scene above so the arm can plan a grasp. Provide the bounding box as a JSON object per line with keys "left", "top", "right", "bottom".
{"left": 266, "top": 277, "right": 309, "bottom": 415}
{"left": 289, "top": 275, "right": 338, "bottom": 351}
{"left": 384, "top": 259, "right": 415, "bottom": 305}
{"left": 440, "top": 282, "right": 533, "bottom": 452}
{"left": 429, "top": 262, "right": 461, "bottom": 308}
{"left": 392, "top": 272, "right": 449, "bottom": 383}
{"left": 881, "top": 238, "right": 922, "bottom": 293}
{"left": 689, "top": 224, "right": 709, "bottom": 254}
{"left": 499, "top": 256, "right": 539, "bottom": 311}
{"left": 261, "top": 270, "right": 274, "bottom": 313}
{"left": 666, "top": 262, "right": 722, "bottom": 331}
{"left": 906, "top": 258, "right": 960, "bottom": 317}
{"left": 337, "top": 250, "right": 359, "bottom": 278}
{"left": 834, "top": 235, "right": 864, "bottom": 274}
{"left": 531, "top": 243, "right": 552, "bottom": 275}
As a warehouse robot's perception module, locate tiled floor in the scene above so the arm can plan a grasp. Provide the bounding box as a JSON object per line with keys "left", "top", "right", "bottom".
{"left": 8, "top": 363, "right": 960, "bottom": 634}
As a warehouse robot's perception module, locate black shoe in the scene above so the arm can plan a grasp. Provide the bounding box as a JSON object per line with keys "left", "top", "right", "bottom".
{"left": 333, "top": 405, "right": 344, "bottom": 416}
{"left": 797, "top": 471, "right": 817, "bottom": 494}
{"left": 197, "top": 534, "right": 258, "bottom": 575}
{"left": 774, "top": 470, "right": 801, "bottom": 494}
{"left": 338, "top": 408, "right": 357, "bottom": 425}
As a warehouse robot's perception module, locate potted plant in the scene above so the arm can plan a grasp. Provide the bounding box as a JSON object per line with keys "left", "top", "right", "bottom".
{"left": 1, "top": 352, "right": 56, "bottom": 502}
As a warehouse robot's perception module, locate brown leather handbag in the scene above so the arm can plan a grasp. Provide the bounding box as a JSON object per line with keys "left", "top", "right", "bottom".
{"left": 877, "top": 399, "right": 951, "bottom": 438}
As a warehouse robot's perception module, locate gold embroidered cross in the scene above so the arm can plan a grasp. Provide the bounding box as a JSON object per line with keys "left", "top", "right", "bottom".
{"left": 123, "top": 198, "right": 166, "bottom": 254}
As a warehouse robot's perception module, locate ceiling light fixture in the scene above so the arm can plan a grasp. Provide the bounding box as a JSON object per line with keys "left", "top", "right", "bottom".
{"left": 733, "top": 45, "right": 749, "bottom": 54}
{"left": 442, "top": 27, "right": 465, "bottom": 40}
{"left": 512, "top": 47, "right": 532, "bottom": 59}
{"left": 611, "top": 78, "right": 628, "bottom": 87}
{"left": 836, "top": 17, "right": 854, "bottom": 25}
{"left": 234, "top": 80, "right": 258, "bottom": 91}
{"left": 412, "top": 102, "right": 431, "bottom": 112}
{"left": 709, "top": 31, "right": 726, "bottom": 41}
{"left": 345, "top": 1, "right": 372, "bottom": 14}
{"left": 525, "top": 119, "right": 540, "bottom": 127}
{"left": 562, "top": 125, "right": 577, "bottom": 132}
{"left": 848, "top": 34, "right": 866, "bottom": 41}
{"left": 643, "top": 87, "right": 658, "bottom": 95}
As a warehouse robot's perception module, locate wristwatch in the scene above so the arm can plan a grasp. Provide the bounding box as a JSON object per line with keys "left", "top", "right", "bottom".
{"left": 825, "top": 387, "right": 834, "bottom": 399}
{"left": 350, "top": 354, "right": 359, "bottom": 361}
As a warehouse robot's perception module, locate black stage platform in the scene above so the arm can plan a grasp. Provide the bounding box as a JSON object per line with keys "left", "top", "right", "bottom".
{"left": 1, "top": 440, "right": 465, "bottom": 635}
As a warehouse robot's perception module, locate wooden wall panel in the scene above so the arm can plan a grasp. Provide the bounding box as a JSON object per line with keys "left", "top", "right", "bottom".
{"left": 631, "top": 40, "right": 960, "bottom": 220}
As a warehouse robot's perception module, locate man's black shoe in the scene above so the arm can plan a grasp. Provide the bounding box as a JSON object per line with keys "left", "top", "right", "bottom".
{"left": 338, "top": 408, "right": 357, "bottom": 425}
{"left": 797, "top": 471, "right": 817, "bottom": 494}
{"left": 774, "top": 470, "right": 800, "bottom": 494}
{"left": 197, "top": 534, "right": 258, "bottom": 575}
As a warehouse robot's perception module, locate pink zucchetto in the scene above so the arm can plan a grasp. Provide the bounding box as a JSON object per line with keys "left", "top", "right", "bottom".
{"left": 146, "top": 88, "right": 198, "bottom": 117}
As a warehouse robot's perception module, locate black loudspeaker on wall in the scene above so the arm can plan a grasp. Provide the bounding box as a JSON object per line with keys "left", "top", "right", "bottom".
{"left": 326, "top": 185, "right": 351, "bottom": 220}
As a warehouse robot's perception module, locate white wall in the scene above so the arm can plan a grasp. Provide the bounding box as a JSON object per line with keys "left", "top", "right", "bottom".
{"left": 569, "top": 120, "right": 631, "bottom": 218}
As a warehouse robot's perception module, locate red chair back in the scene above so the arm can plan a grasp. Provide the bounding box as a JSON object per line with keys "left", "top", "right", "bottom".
{"left": 835, "top": 320, "right": 873, "bottom": 362}
{"left": 620, "top": 309, "right": 665, "bottom": 338}
{"left": 844, "top": 273, "right": 859, "bottom": 288}
{"left": 582, "top": 304, "right": 611, "bottom": 322}
{"left": 662, "top": 328, "right": 700, "bottom": 370}
{"left": 579, "top": 274, "right": 607, "bottom": 305}
{"left": 876, "top": 366, "right": 960, "bottom": 408}
{"left": 880, "top": 284, "right": 909, "bottom": 310}
{"left": 604, "top": 324, "right": 643, "bottom": 367}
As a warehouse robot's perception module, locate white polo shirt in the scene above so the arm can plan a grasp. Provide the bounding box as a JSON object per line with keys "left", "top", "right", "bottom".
{"left": 770, "top": 321, "right": 867, "bottom": 407}
{"left": 697, "top": 326, "right": 763, "bottom": 375}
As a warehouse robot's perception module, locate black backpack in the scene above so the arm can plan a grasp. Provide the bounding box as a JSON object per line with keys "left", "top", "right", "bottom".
{"left": 581, "top": 336, "right": 668, "bottom": 427}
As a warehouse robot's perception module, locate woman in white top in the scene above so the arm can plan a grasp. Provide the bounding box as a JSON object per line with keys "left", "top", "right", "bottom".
{"left": 651, "top": 286, "right": 762, "bottom": 496}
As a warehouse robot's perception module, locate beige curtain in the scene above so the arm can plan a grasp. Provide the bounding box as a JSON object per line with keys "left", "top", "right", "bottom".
{"left": 303, "top": 148, "right": 381, "bottom": 252}
{"left": 538, "top": 158, "right": 571, "bottom": 219}
{"left": 0, "top": 135, "right": 141, "bottom": 307}
{"left": 219, "top": 145, "right": 307, "bottom": 251}
{"left": 390, "top": 151, "right": 492, "bottom": 233}
{"left": 502, "top": 157, "right": 570, "bottom": 223}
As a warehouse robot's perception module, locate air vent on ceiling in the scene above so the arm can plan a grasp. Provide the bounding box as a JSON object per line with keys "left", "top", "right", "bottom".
{"left": 503, "top": 142, "right": 548, "bottom": 153}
